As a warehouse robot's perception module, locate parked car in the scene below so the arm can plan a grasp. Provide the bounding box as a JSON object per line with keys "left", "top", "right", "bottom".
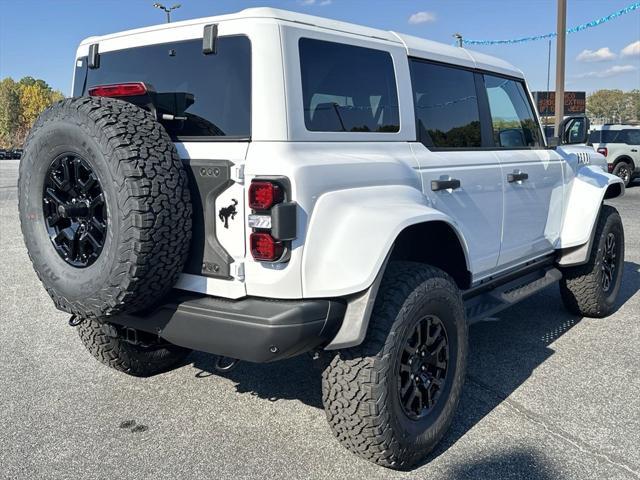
{"left": 589, "top": 124, "right": 640, "bottom": 186}
{"left": 0, "top": 149, "right": 7, "bottom": 160}
{"left": 17, "top": 8, "right": 625, "bottom": 470}
{"left": 11, "top": 148, "right": 23, "bottom": 159}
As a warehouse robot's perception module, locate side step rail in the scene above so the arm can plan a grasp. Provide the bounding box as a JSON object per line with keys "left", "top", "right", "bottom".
{"left": 464, "top": 267, "right": 562, "bottom": 325}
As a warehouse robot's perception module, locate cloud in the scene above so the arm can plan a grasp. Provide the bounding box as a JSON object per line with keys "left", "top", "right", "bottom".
{"left": 621, "top": 40, "right": 640, "bottom": 57}
{"left": 408, "top": 11, "right": 436, "bottom": 24}
{"left": 300, "top": 0, "right": 332, "bottom": 5}
{"left": 576, "top": 47, "right": 616, "bottom": 62}
{"left": 576, "top": 64, "right": 638, "bottom": 79}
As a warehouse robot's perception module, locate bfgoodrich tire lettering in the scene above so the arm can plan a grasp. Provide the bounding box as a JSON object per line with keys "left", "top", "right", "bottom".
{"left": 560, "top": 205, "right": 624, "bottom": 318}
{"left": 18, "top": 97, "right": 192, "bottom": 318}
{"left": 322, "top": 262, "right": 468, "bottom": 469}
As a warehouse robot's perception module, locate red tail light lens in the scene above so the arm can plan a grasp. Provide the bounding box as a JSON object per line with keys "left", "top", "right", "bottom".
{"left": 88, "top": 82, "right": 147, "bottom": 98}
{"left": 250, "top": 232, "right": 283, "bottom": 261}
{"left": 249, "top": 181, "right": 283, "bottom": 210}
{"left": 597, "top": 147, "right": 608, "bottom": 157}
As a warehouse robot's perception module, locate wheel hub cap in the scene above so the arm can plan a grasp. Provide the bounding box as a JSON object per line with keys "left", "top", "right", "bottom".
{"left": 398, "top": 315, "right": 449, "bottom": 420}
{"left": 43, "top": 154, "right": 107, "bottom": 268}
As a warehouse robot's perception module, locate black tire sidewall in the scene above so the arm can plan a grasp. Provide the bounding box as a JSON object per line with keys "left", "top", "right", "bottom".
{"left": 386, "top": 280, "right": 467, "bottom": 454}
{"left": 20, "top": 119, "right": 121, "bottom": 306}
{"left": 595, "top": 209, "right": 624, "bottom": 308}
{"left": 613, "top": 162, "right": 631, "bottom": 187}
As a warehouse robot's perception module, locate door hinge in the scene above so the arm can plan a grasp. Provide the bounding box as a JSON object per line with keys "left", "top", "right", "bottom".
{"left": 231, "top": 164, "right": 245, "bottom": 184}
{"left": 231, "top": 261, "right": 245, "bottom": 282}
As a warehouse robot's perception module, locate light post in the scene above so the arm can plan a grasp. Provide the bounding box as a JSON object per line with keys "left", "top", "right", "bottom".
{"left": 153, "top": 3, "right": 181, "bottom": 23}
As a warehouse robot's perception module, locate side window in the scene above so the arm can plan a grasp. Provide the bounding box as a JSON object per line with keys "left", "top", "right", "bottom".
{"left": 621, "top": 129, "right": 640, "bottom": 145}
{"left": 483, "top": 75, "right": 543, "bottom": 148}
{"left": 299, "top": 38, "right": 399, "bottom": 133}
{"left": 409, "top": 60, "right": 481, "bottom": 148}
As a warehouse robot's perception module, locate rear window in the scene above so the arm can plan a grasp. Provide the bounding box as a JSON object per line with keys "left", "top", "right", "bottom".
{"left": 299, "top": 38, "right": 400, "bottom": 133}
{"left": 74, "top": 36, "right": 251, "bottom": 140}
{"left": 589, "top": 129, "right": 639, "bottom": 144}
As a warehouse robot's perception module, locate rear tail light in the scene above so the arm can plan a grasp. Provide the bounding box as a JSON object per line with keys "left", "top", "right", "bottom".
{"left": 248, "top": 179, "right": 294, "bottom": 263}
{"left": 88, "top": 82, "right": 148, "bottom": 98}
{"left": 597, "top": 147, "right": 608, "bottom": 157}
{"left": 250, "top": 232, "right": 284, "bottom": 262}
{"left": 249, "top": 181, "right": 283, "bottom": 210}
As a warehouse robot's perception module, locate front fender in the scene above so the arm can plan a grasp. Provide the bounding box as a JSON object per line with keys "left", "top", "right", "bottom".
{"left": 301, "top": 185, "right": 470, "bottom": 297}
{"left": 557, "top": 164, "right": 624, "bottom": 266}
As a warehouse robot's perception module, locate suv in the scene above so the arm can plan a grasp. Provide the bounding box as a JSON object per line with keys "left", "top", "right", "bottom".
{"left": 588, "top": 125, "right": 640, "bottom": 186}
{"left": 18, "top": 9, "right": 625, "bottom": 469}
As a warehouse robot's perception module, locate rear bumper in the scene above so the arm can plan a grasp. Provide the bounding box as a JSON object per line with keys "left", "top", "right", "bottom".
{"left": 109, "top": 293, "right": 346, "bottom": 363}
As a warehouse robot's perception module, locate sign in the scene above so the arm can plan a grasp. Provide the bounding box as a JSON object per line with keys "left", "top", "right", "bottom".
{"left": 532, "top": 91, "right": 586, "bottom": 116}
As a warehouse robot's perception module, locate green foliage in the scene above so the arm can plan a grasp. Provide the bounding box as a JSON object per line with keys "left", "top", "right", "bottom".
{"left": 586, "top": 89, "right": 638, "bottom": 124}
{"left": 0, "top": 76, "right": 65, "bottom": 149}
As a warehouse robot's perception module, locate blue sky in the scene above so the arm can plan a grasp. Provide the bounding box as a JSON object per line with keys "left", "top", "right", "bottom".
{"left": 1, "top": 0, "right": 639, "bottom": 95}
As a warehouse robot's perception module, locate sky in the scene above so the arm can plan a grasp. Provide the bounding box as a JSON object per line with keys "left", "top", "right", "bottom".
{"left": 1, "top": 0, "right": 639, "bottom": 95}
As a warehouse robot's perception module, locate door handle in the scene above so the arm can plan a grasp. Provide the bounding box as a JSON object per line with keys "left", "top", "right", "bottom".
{"left": 431, "top": 178, "right": 461, "bottom": 191}
{"left": 631, "top": 149, "right": 638, "bottom": 152}
{"left": 507, "top": 171, "right": 529, "bottom": 183}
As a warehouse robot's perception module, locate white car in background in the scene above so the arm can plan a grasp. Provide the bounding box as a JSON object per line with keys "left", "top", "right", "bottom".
{"left": 589, "top": 124, "right": 640, "bottom": 186}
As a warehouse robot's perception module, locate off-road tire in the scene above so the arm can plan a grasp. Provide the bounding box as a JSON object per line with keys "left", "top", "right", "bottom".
{"left": 18, "top": 97, "right": 191, "bottom": 319}
{"left": 322, "top": 262, "right": 468, "bottom": 469}
{"left": 78, "top": 319, "right": 190, "bottom": 377}
{"left": 612, "top": 161, "right": 632, "bottom": 187}
{"left": 560, "top": 205, "right": 624, "bottom": 317}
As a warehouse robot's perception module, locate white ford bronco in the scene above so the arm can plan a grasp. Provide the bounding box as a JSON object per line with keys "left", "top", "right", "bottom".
{"left": 18, "top": 8, "right": 625, "bottom": 469}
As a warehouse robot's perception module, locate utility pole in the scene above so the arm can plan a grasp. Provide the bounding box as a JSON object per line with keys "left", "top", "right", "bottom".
{"left": 153, "top": 3, "right": 181, "bottom": 23}
{"left": 554, "top": 0, "right": 567, "bottom": 137}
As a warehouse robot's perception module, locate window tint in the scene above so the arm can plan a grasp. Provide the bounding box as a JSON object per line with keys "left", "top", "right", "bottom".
{"left": 299, "top": 38, "right": 399, "bottom": 133}
{"left": 81, "top": 36, "right": 251, "bottom": 139}
{"left": 483, "top": 75, "right": 543, "bottom": 148}
{"left": 409, "top": 60, "right": 481, "bottom": 148}
{"left": 620, "top": 129, "right": 640, "bottom": 145}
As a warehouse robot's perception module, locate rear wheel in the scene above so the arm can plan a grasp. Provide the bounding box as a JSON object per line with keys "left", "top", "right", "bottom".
{"left": 612, "top": 161, "right": 632, "bottom": 187}
{"left": 560, "top": 205, "right": 624, "bottom": 317}
{"left": 322, "top": 262, "right": 467, "bottom": 469}
{"left": 78, "top": 319, "right": 190, "bottom": 377}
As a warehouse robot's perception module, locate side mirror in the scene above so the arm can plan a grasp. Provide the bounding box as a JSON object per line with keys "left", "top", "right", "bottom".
{"left": 559, "top": 115, "right": 590, "bottom": 145}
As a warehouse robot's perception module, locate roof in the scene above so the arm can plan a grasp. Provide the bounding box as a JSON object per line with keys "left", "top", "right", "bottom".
{"left": 80, "top": 7, "right": 522, "bottom": 78}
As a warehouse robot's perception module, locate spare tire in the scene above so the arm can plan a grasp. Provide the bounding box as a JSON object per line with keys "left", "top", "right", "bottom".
{"left": 18, "top": 96, "right": 192, "bottom": 318}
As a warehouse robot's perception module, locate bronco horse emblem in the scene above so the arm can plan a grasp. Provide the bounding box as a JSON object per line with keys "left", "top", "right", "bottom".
{"left": 218, "top": 199, "right": 238, "bottom": 229}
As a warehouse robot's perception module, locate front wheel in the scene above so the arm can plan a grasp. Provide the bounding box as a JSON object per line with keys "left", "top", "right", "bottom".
{"left": 560, "top": 205, "right": 624, "bottom": 317}
{"left": 322, "top": 262, "right": 468, "bottom": 469}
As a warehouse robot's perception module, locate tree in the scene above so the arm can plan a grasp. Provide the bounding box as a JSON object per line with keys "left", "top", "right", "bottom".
{"left": 0, "top": 78, "right": 21, "bottom": 148}
{"left": 0, "top": 76, "right": 64, "bottom": 149}
{"left": 586, "top": 89, "right": 637, "bottom": 123}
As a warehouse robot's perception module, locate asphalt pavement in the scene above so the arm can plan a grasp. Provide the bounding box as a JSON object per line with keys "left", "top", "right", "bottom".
{"left": 1, "top": 159, "right": 639, "bottom": 480}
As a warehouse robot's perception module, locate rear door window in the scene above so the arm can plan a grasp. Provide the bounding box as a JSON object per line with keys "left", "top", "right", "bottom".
{"left": 299, "top": 38, "right": 400, "bottom": 133}
{"left": 620, "top": 129, "right": 640, "bottom": 145}
{"left": 77, "top": 36, "right": 251, "bottom": 140}
{"left": 483, "top": 75, "right": 543, "bottom": 148}
{"left": 409, "top": 60, "right": 482, "bottom": 149}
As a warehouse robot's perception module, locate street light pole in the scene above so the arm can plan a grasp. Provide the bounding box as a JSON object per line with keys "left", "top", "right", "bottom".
{"left": 554, "top": 0, "right": 567, "bottom": 137}
{"left": 153, "top": 3, "right": 181, "bottom": 23}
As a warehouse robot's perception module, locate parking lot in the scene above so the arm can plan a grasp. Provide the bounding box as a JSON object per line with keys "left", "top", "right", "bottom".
{"left": 1, "top": 158, "right": 638, "bottom": 480}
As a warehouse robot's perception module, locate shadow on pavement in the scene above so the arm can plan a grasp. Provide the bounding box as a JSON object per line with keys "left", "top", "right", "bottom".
{"left": 447, "top": 448, "right": 559, "bottom": 480}
{"left": 189, "top": 261, "right": 639, "bottom": 470}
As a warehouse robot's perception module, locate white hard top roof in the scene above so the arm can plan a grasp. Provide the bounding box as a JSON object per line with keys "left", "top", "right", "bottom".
{"left": 80, "top": 7, "right": 523, "bottom": 78}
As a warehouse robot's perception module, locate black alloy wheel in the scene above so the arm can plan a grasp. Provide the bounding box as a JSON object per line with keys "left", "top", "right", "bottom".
{"left": 43, "top": 153, "right": 107, "bottom": 268}
{"left": 398, "top": 314, "right": 450, "bottom": 420}
{"left": 601, "top": 232, "right": 618, "bottom": 293}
